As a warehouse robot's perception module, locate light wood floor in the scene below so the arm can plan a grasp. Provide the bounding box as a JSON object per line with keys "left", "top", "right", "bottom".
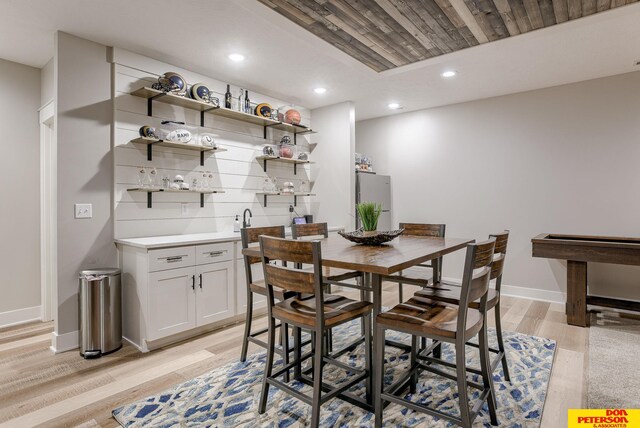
{"left": 0, "top": 284, "right": 587, "bottom": 428}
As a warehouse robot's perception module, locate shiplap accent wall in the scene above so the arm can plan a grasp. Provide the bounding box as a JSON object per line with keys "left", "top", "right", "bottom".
{"left": 112, "top": 49, "right": 312, "bottom": 239}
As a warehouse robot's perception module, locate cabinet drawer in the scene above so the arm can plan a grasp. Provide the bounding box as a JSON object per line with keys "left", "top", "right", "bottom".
{"left": 148, "top": 246, "right": 196, "bottom": 272}
{"left": 196, "top": 242, "right": 233, "bottom": 265}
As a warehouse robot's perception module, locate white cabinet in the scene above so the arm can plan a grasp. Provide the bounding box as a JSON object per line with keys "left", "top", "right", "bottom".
{"left": 148, "top": 266, "right": 196, "bottom": 341}
{"left": 196, "top": 261, "right": 234, "bottom": 326}
{"left": 120, "top": 241, "right": 235, "bottom": 352}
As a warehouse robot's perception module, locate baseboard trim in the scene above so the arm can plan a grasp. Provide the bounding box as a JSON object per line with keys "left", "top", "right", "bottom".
{"left": 51, "top": 329, "right": 79, "bottom": 353}
{"left": 0, "top": 305, "right": 42, "bottom": 329}
{"left": 441, "top": 276, "right": 565, "bottom": 305}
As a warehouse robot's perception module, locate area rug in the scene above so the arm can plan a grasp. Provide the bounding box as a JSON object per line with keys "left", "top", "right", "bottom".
{"left": 588, "top": 311, "right": 640, "bottom": 408}
{"left": 113, "top": 320, "right": 556, "bottom": 427}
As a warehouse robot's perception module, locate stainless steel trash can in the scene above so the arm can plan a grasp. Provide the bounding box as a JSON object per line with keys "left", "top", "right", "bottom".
{"left": 79, "top": 268, "right": 122, "bottom": 358}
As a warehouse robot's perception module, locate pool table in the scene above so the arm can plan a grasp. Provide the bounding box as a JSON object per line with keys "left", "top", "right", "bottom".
{"left": 532, "top": 233, "right": 640, "bottom": 327}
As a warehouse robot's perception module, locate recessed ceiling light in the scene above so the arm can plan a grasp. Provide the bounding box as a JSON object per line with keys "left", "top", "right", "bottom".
{"left": 441, "top": 70, "right": 457, "bottom": 78}
{"left": 388, "top": 103, "right": 402, "bottom": 110}
{"left": 313, "top": 87, "right": 327, "bottom": 94}
{"left": 228, "top": 53, "right": 245, "bottom": 62}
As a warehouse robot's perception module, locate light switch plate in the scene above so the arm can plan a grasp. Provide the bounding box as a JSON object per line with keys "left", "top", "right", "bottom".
{"left": 75, "top": 203, "right": 92, "bottom": 219}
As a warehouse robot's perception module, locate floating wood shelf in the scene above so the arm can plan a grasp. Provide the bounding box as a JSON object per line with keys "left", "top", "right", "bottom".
{"left": 256, "top": 155, "right": 313, "bottom": 174}
{"left": 127, "top": 188, "right": 226, "bottom": 208}
{"left": 131, "top": 87, "right": 315, "bottom": 141}
{"left": 130, "top": 137, "right": 227, "bottom": 166}
{"left": 256, "top": 192, "right": 315, "bottom": 207}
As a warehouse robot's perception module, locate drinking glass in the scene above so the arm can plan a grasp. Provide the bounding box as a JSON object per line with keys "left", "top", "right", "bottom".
{"left": 149, "top": 167, "right": 159, "bottom": 189}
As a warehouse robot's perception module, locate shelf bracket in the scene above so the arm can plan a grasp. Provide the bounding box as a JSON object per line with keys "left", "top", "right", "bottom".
{"left": 200, "top": 106, "right": 220, "bottom": 127}
{"left": 147, "top": 144, "right": 153, "bottom": 161}
{"left": 294, "top": 195, "right": 297, "bottom": 207}
{"left": 294, "top": 132, "right": 297, "bottom": 145}
{"left": 200, "top": 193, "right": 205, "bottom": 208}
{"left": 263, "top": 123, "right": 279, "bottom": 140}
{"left": 147, "top": 192, "right": 152, "bottom": 208}
{"left": 294, "top": 162, "right": 297, "bottom": 175}
{"left": 147, "top": 92, "right": 167, "bottom": 117}
{"left": 200, "top": 151, "right": 205, "bottom": 166}
{"left": 263, "top": 194, "right": 268, "bottom": 207}
{"left": 263, "top": 159, "right": 267, "bottom": 173}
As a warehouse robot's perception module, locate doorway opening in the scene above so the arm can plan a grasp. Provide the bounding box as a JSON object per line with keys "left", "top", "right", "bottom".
{"left": 39, "top": 100, "right": 56, "bottom": 324}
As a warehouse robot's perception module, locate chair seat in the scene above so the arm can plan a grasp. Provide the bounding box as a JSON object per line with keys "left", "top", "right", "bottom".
{"left": 273, "top": 294, "right": 372, "bottom": 329}
{"left": 414, "top": 283, "right": 499, "bottom": 309}
{"left": 376, "top": 295, "right": 483, "bottom": 341}
{"left": 250, "top": 280, "right": 297, "bottom": 301}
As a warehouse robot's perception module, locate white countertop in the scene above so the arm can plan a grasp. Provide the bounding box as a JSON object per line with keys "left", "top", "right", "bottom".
{"left": 115, "top": 226, "right": 344, "bottom": 250}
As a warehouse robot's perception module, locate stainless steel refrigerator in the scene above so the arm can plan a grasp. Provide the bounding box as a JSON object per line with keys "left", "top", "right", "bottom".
{"left": 356, "top": 172, "right": 391, "bottom": 230}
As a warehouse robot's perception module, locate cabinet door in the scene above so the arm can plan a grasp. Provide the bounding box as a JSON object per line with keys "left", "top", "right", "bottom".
{"left": 196, "top": 261, "right": 235, "bottom": 327}
{"left": 148, "top": 267, "right": 196, "bottom": 341}
{"left": 235, "top": 258, "right": 266, "bottom": 315}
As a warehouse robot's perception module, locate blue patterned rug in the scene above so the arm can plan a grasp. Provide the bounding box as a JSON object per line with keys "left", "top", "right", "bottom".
{"left": 113, "top": 320, "right": 556, "bottom": 427}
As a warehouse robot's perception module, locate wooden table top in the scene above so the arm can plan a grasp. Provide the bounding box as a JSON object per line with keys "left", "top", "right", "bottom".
{"left": 242, "top": 234, "right": 473, "bottom": 275}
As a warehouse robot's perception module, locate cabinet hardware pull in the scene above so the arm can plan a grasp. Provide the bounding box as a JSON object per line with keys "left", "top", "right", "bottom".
{"left": 199, "top": 273, "right": 203, "bottom": 289}
{"left": 207, "top": 251, "right": 225, "bottom": 257}
{"left": 166, "top": 256, "right": 184, "bottom": 263}
{"left": 191, "top": 275, "right": 195, "bottom": 290}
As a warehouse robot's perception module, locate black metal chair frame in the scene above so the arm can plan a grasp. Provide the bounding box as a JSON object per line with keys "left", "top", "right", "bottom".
{"left": 258, "top": 236, "right": 373, "bottom": 427}
{"left": 419, "top": 231, "right": 511, "bottom": 382}
{"left": 374, "top": 239, "right": 499, "bottom": 428}
{"left": 239, "top": 226, "right": 292, "bottom": 379}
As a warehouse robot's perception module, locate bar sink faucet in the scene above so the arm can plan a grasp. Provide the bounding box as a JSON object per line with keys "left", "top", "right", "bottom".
{"left": 242, "top": 208, "right": 252, "bottom": 228}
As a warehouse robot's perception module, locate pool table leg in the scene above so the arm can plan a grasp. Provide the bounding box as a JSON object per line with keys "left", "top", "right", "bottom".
{"left": 566, "top": 260, "right": 588, "bottom": 327}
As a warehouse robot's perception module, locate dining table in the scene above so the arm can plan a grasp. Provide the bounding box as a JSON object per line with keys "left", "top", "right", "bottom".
{"left": 242, "top": 233, "right": 474, "bottom": 410}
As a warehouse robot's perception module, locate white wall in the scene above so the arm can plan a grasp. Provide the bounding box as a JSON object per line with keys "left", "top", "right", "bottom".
{"left": 40, "top": 58, "right": 54, "bottom": 107}
{"left": 0, "top": 59, "right": 41, "bottom": 318}
{"left": 112, "top": 49, "right": 312, "bottom": 238}
{"left": 310, "top": 102, "right": 356, "bottom": 230}
{"left": 356, "top": 71, "right": 640, "bottom": 303}
{"left": 55, "top": 32, "right": 117, "bottom": 338}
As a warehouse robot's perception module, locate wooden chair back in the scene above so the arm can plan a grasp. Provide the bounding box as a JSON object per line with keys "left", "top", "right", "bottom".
{"left": 457, "top": 238, "right": 496, "bottom": 331}
{"left": 241, "top": 226, "right": 285, "bottom": 265}
{"left": 291, "top": 222, "right": 329, "bottom": 239}
{"left": 241, "top": 226, "right": 286, "bottom": 289}
{"left": 259, "top": 236, "right": 326, "bottom": 326}
{"left": 399, "top": 223, "right": 446, "bottom": 279}
{"left": 399, "top": 223, "right": 446, "bottom": 237}
{"left": 489, "top": 231, "right": 509, "bottom": 281}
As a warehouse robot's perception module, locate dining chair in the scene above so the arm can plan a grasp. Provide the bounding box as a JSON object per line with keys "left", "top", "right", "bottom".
{"left": 239, "top": 226, "right": 294, "bottom": 379}
{"left": 374, "top": 239, "right": 498, "bottom": 428}
{"left": 258, "top": 235, "right": 373, "bottom": 427}
{"left": 381, "top": 223, "right": 446, "bottom": 303}
{"left": 414, "top": 231, "right": 511, "bottom": 381}
{"left": 291, "top": 222, "right": 366, "bottom": 352}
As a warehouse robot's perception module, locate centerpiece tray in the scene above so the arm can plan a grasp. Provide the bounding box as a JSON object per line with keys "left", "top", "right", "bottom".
{"left": 338, "top": 229, "right": 404, "bottom": 245}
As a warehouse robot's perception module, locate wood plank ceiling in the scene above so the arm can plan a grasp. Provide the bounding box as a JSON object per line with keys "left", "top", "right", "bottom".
{"left": 258, "top": 0, "right": 638, "bottom": 72}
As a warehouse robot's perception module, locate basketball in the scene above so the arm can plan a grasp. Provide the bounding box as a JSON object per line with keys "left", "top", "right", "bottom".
{"left": 284, "top": 109, "right": 301, "bottom": 125}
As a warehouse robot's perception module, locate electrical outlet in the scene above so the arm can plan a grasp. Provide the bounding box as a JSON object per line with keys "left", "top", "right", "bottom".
{"left": 181, "top": 203, "right": 188, "bottom": 216}
{"left": 74, "top": 204, "right": 92, "bottom": 219}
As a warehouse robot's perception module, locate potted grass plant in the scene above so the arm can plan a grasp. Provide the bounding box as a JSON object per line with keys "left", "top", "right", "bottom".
{"left": 357, "top": 202, "right": 383, "bottom": 236}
